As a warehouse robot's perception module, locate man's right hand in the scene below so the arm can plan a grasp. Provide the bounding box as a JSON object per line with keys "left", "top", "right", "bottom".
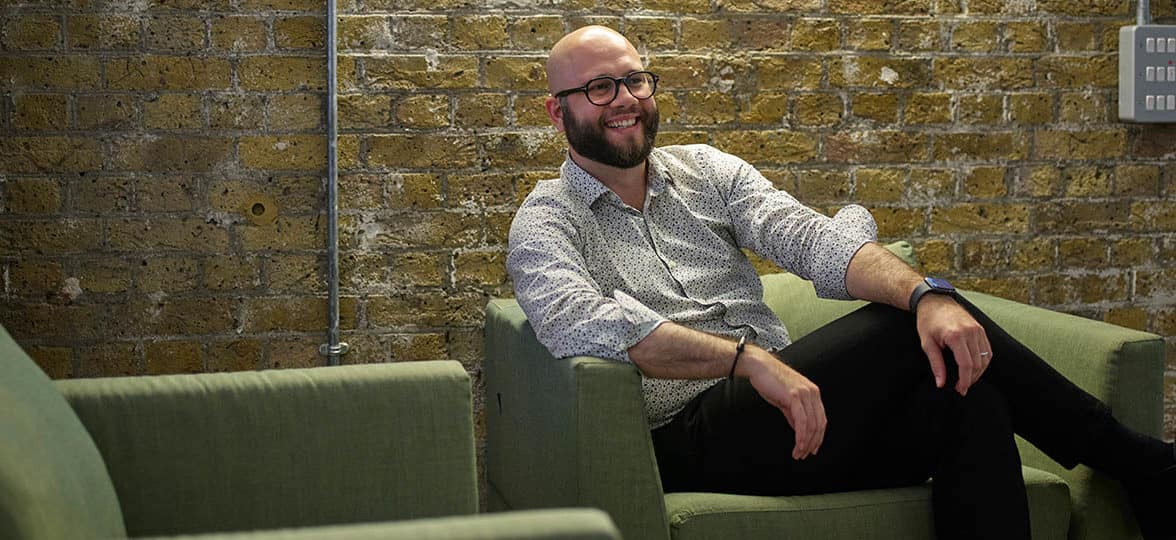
{"left": 740, "top": 347, "right": 826, "bottom": 461}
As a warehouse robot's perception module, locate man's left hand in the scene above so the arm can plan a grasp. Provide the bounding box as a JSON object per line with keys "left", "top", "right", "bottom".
{"left": 915, "top": 294, "right": 992, "bottom": 396}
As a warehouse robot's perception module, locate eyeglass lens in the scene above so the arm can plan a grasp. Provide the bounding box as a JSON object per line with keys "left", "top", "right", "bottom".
{"left": 586, "top": 73, "right": 657, "bottom": 105}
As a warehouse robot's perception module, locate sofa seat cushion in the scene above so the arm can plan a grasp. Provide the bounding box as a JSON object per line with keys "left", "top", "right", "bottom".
{"left": 665, "top": 466, "right": 1070, "bottom": 540}
{"left": 0, "top": 325, "right": 126, "bottom": 539}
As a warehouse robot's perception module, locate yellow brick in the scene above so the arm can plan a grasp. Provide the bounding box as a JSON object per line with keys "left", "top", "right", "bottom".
{"left": 1059, "top": 237, "right": 1108, "bottom": 268}
{"left": 452, "top": 15, "right": 508, "bottom": 50}
{"left": 26, "top": 346, "right": 73, "bottom": 379}
{"left": 933, "top": 132, "right": 1027, "bottom": 161}
{"left": 112, "top": 136, "right": 234, "bottom": 172}
{"left": 138, "top": 256, "right": 200, "bottom": 292}
{"left": 108, "top": 56, "right": 231, "bottom": 90}
{"left": 961, "top": 239, "right": 1011, "bottom": 271}
{"left": 826, "top": 130, "right": 926, "bottom": 163}
{"left": 267, "top": 254, "right": 323, "bottom": 292}
{"left": 1034, "top": 129, "right": 1126, "bottom": 160}
{"left": 1036, "top": 201, "right": 1132, "bottom": 234}
{"left": 0, "top": 56, "right": 101, "bottom": 90}
{"left": 905, "top": 92, "right": 951, "bottom": 124}
{"left": 349, "top": 212, "right": 481, "bottom": 250}
{"left": 712, "top": 130, "right": 817, "bottom": 166}
{"left": 367, "top": 135, "right": 476, "bottom": 169}
{"left": 790, "top": 18, "right": 839, "bottom": 51}
{"left": 108, "top": 217, "right": 230, "bottom": 252}
{"left": 13, "top": 94, "right": 68, "bottom": 131}
{"left": 395, "top": 94, "right": 450, "bottom": 128}
{"left": 1063, "top": 166, "right": 1112, "bottom": 198}
{"left": 76, "top": 258, "right": 133, "bottom": 294}
{"left": 366, "top": 292, "right": 484, "bottom": 328}
{"left": 73, "top": 175, "right": 132, "bottom": 212}
{"left": 1132, "top": 201, "right": 1176, "bottom": 232}
{"left": 145, "top": 15, "right": 205, "bottom": 51}
{"left": 364, "top": 55, "right": 479, "bottom": 90}
{"left": 509, "top": 15, "right": 565, "bottom": 50}
{"left": 655, "top": 55, "right": 709, "bottom": 88}
{"left": 0, "top": 136, "right": 103, "bottom": 173}
{"left": 68, "top": 14, "right": 139, "bottom": 50}
{"left": 855, "top": 167, "right": 905, "bottom": 202}
{"left": 204, "top": 255, "right": 261, "bottom": 291}
{"left": 830, "top": 56, "right": 931, "bottom": 89}
{"left": 391, "top": 252, "right": 446, "bottom": 287}
{"left": 1009, "top": 93, "right": 1052, "bottom": 125}
{"left": 1104, "top": 308, "right": 1149, "bottom": 332}
{"left": 755, "top": 56, "right": 823, "bottom": 89}
{"left": 482, "top": 132, "right": 565, "bottom": 168}
{"left": 830, "top": 0, "right": 931, "bottom": 15}
{"left": 385, "top": 173, "right": 443, "bottom": 210}
{"left": 137, "top": 176, "right": 197, "bottom": 212}
{"left": 268, "top": 94, "right": 323, "bottom": 131}
{"left": 915, "top": 240, "right": 954, "bottom": 274}
{"left": 852, "top": 93, "right": 900, "bottom": 123}
{"left": 485, "top": 55, "right": 547, "bottom": 91}
{"left": 1010, "top": 239, "right": 1055, "bottom": 271}
{"left": 795, "top": 169, "right": 850, "bottom": 202}
{"left": 1115, "top": 165, "right": 1161, "bottom": 196}
{"left": 79, "top": 343, "right": 139, "bottom": 378}
{"left": 239, "top": 56, "right": 326, "bottom": 91}
{"left": 207, "top": 339, "right": 262, "bottom": 372}
{"left": 450, "top": 173, "right": 513, "bottom": 207}
{"left": 846, "top": 19, "right": 893, "bottom": 51}
{"left": 968, "top": 0, "right": 1034, "bottom": 13}
{"left": 626, "top": 16, "right": 676, "bottom": 50}
{"left": 212, "top": 15, "right": 268, "bottom": 51}
{"left": 454, "top": 250, "right": 508, "bottom": 286}
{"left": 1037, "top": 54, "right": 1117, "bottom": 88}
{"left": 1039, "top": 0, "right": 1127, "bottom": 15}
{"left": 5, "top": 177, "right": 61, "bottom": 213}
{"left": 934, "top": 57, "right": 1035, "bottom": 90}
{"left": 1058, "top": 91, "right": 1107, "bottom": 123}
{"left": 950, "top": 21, "right": 998, "bottom": 52}
{"left": 743, "top": 92, "right": 788, "bottom": 124}
{"left": 732, "top": 18, "right": 790, "bottom": 51}
{"left": 957, "top": 94, "right": 1002, "bottom": 125}
{"left": 241, "top": 0, "right": 328, "bottom": 10}
{"left": 1054, "top": 22, "right": 1103, "bottom": 51}
{"left": 389, "top": 333, "right": 448, "bottom": 362}
{"left": 794, "top": 93, "right": 843, "bottom": 127}
{"left": 3, "top": 15, "right": 61, "bottom": 49}
{"left": 239, "top": 135, "right": 326, "bottom": 170}
{"left": 681, "top": 18, "right": 732, "bottom": 49}
{"left": 908, "top": 168, "right": 955, "bottom": 201}
{"left": 684, "top": 91, "right": 738, "bottom": 124}
{"left": 514, "top": 94, "right": 551, "bottom": 127}
{"left": 338, "top": 15, "right": 389, "bottom": 49}
{"left": 1004, "top": 22, "right": 1047, "bottom": 52}
{"left": 896, "top": 21, "right": 941, "bottom": 51}
{"left": 931, "top": 204, "right": 1029, "bottom": 234}
{"left": 963, "top": 167, "right": 1007, "bottom": 199}
{"left": 144, "top": 94, "right": 204, "bottom": 130}
{"left": 8, "top": 259, "right": 63, "bottom": 296}
{"left": 243, "top": 297, "right": 327, "bottom": 333}
{"left": 1015, "top": 166, "right": 1062, "bottom": 197}
{"left": 275, "top": 16, "right": 325, "bottom": 49}
{"left": 456, "top": 93, "right": 508, "bottom": 128}
{"left": 389, "top": 15, "right": 448, "bottom": 50}
{"left": 241, "top": 215, "right": 325, "bottom": 251}
{"left": 1111, "top": 237, "right": 1153, "bottom": 266}
{"left": 210, "top": 94, "right": 266, "bottom": 129}
{"left": 76, "top": 94, "right": 137, "bottom": 130}
{"left": 339, "top": 94, "right": 392, "bottom": 129}
{"left": 337, "top": 173, "right": 382, "bottom": 210}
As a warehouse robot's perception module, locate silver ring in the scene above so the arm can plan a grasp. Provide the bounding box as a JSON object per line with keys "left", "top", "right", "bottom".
{"left": 979, "top": 351, "right": 991, "bottom": 357}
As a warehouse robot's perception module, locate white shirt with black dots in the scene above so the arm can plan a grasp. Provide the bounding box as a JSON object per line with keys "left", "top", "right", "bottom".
{"left": 507, "top": 144, "right": 877, "bottom": 429}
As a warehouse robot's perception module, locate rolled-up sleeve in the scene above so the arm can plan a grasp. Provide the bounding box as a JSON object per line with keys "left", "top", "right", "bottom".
{"left": 507, "top": 196, "right": 667, "bottom": 362}
{"left": 716, "top": 151, "right": 877, "bottom": 300}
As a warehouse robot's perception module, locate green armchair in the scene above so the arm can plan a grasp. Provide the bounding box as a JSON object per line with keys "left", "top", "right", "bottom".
{"left": 484, "top": 243, "right": 1164, "bottom": 540}
{"left": 0, "top": 324, "right": 619, "bottom": 540}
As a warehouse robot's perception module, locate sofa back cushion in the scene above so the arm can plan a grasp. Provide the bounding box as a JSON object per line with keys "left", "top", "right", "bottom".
{"left": 0, "top": 325, "right": 126, "bottom": 540}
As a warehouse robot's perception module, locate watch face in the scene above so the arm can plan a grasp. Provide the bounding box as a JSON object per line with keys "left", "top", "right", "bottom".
{"left": 926, "top": 277, "right": 956, "bottom": 292}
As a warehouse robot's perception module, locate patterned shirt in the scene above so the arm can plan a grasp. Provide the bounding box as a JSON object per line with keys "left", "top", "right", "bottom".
{"left": 507, "top": 144, "right": 877, "bottom": 428}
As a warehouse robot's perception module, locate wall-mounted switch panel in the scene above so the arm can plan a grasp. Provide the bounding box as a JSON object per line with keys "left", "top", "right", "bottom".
{"left": 1120, "top": 25, "right": 1176, "bottom": 122}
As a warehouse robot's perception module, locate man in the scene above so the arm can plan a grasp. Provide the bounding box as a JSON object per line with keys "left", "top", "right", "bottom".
{"left": 506, "top": 25, "right": 1174, "bottom": 539}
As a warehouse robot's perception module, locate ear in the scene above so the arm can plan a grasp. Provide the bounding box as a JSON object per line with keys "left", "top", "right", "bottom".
{"left": 544, "top": 96, "right": 565, "bottom": 132}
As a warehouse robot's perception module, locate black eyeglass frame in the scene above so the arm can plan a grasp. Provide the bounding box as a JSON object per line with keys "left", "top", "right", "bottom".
{"left": 552, "top": 71, "right": 660, "bottom": 106}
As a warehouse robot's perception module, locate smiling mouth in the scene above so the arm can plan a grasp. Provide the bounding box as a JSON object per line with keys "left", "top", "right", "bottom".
{"left": 606, "top": 118, "right": 637, "bottom": 128}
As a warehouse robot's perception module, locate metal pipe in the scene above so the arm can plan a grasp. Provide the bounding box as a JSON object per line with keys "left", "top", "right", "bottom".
{"left": 1138, "top": 0, "right": 1151, "bottom": 25}
{"left": 320, "top": 0, "right": 348, "bottom": 364}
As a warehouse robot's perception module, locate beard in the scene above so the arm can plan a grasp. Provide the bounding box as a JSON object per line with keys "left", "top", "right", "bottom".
{"left": 561, "top": 100, "right": 659, "bottom": 169}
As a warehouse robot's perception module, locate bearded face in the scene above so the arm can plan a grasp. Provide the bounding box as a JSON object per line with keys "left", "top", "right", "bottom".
{"left": 560, "top": 96, "right": 659, "bottom": 169}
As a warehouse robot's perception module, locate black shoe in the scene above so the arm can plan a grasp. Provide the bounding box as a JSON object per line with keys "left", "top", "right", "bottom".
{"left": 1126, "top": 458, "right": 1176, "bottom": 540}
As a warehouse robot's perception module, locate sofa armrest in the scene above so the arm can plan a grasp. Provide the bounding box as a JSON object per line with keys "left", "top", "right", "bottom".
{"left": 140, "top": 509, "right": 622, "bottom": 540}
{"left": 484, "top": 299, "right": 671, "bottom": 540}
{"left": 55, "top": 361, "right": 477, "bottom": 538}
{"left": 961, "top": 290, "right": 1165, "bottom": 540}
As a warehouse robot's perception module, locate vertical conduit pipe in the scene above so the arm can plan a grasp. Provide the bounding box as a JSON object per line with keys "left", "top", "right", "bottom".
{"left": 1138, "top": 0, "right": 1151, "bottom": 25}
{"left": 320, "top": 0, "right": 348, "bottom": 364}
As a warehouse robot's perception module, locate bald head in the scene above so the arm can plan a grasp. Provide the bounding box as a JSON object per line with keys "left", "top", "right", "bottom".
{"left": 546, "top": 26, "right": 642, "bottom": 95}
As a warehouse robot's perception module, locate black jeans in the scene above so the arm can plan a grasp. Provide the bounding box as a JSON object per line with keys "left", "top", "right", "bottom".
{"left": 651, "top": 300, "right": 1112, "bottom": 540}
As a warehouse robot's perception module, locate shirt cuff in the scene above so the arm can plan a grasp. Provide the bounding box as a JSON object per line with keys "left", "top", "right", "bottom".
{"left": 812, "top": 205, "right": 878, "bottom": 300}
{"left": 612, "top": 290, "right": 670, "bottom": 363}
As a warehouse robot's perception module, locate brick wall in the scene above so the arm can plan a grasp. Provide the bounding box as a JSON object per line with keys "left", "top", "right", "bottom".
{"left": 1, "top": 0, "right": 1174, "bottom": 440}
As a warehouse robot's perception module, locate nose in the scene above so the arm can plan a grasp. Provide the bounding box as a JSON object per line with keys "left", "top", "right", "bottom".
{"left": 611, "top": 81, "right": 641, "bottom": 107}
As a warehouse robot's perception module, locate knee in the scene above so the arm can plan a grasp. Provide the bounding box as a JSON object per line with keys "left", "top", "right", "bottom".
{"left": 955, "top": 381, "right": 1014, "bottom": 435}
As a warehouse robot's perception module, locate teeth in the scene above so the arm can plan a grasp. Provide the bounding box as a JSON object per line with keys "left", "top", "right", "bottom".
{"left": 607, "top": 118, "right": 637, "bottom": 128}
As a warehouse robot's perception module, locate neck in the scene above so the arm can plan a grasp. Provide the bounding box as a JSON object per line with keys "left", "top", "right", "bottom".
{"left": 569, "top": 150, "right": 648, "bottom": 209}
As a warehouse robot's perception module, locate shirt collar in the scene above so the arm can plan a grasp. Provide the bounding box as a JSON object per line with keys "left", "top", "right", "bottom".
{"left": 559, "top": 148, "right": 672, "bottom": 208}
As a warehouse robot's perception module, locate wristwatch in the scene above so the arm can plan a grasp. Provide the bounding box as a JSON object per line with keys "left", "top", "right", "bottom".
{"left": 908, "top": 277, "right": 957, "bottom": 314}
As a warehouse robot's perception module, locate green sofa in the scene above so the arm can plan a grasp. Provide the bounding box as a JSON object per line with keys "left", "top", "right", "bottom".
{"left": 484, "top": 242, "right": 1165, "bottom": 540}
{"left": 0, "top": 324, "right": 620, "bottom": 540}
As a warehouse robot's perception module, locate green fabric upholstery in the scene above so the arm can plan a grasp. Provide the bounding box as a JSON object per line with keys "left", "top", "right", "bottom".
{"left": 0, "top": 325, "right": 126, "bottom": 540}
{"left": 485, "top": 241, "right": 1165, "bottom": 540}
{"left": 664, "top": 467, "right": 1070, "bottom": 540}
{"left": 144, "top": 509, "right": 621, "bottom": 540}
{"left": 56, "top": 361, "right": 478, "bottom": 537}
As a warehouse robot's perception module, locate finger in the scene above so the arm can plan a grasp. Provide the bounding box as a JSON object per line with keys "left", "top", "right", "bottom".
{"left": 790, "top": 397, "right": 812, "bottom": 460}
{"left": 922, "top": 340, "right": 947, "bottom": 388}
{"left": 949, "top": 335, "right": 974, "bottom": 396}
{"left": 975, "top": 332, "right": 993, "bottom": 383}
{"left": 798, "top": 389, "right": 820, "bottom": 457}
{"left": 811, "top": 388, "right": 827, "bottom": 456}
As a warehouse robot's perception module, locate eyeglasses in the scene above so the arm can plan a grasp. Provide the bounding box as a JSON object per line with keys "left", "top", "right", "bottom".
{"left": 552, "top": 71, "right": 660, "bottom": 106}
